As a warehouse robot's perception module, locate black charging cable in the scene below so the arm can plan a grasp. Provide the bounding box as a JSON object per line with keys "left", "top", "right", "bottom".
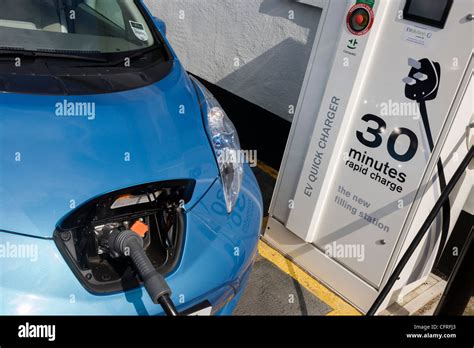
{"left": 418, "top": 100, "right": 451, "bottom": 265}
{"left": 367, "top": 146, "right": 473, "bottom": 315}
{"left": 108, "top": 229, "right": 179, "bottom": 316}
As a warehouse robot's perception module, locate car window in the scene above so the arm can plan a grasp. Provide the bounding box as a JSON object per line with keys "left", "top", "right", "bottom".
{"left": 0, "top": 0, "right": 156, "bottom": 54}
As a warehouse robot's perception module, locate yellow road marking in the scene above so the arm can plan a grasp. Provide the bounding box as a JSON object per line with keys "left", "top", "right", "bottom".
{"left": 257, "top": 161, "right": 279, "bottom": 180}
{"left": 258, "top": 240, "right": 361, "bottom": 316}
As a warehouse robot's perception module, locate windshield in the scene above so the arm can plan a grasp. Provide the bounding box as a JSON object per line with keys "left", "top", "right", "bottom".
{"left": 0, "top": 0, "right": 156, "bottom": 54}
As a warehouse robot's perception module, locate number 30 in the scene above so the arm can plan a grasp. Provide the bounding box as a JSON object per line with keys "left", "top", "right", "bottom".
{"left": 356, "top": 114, "right": 418, "bottom": 162}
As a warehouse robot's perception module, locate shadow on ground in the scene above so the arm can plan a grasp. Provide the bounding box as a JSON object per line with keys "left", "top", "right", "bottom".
{"left": 234, "top": 255, "right": 332, "bottom": 316}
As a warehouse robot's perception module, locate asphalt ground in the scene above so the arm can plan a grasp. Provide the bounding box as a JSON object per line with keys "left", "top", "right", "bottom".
{"left": 234, "top": 250, "right": 333, "bottom": 315}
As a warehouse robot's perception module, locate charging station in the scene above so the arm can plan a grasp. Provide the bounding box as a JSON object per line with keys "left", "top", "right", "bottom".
{"left": 264, "top": 0, "right": 473, "bottom": 313}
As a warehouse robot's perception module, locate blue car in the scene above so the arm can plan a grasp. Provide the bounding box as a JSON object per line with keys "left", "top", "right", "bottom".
{"left": 0, "top": 0, "right": 263, "bottom": 315}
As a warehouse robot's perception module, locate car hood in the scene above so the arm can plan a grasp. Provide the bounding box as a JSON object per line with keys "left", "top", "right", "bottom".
{"left": 0, "top": 62, "right": 219, "bottom": 238}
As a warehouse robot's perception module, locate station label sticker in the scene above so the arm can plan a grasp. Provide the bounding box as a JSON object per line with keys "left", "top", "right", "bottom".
{"left": 403, "top": 25, "right": 433, "bottom": 47}
{"left": 129, "top": 21, "right": 148, "bottom": 41}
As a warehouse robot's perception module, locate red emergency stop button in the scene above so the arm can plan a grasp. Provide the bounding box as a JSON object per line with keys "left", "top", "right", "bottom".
{"left": 355, "top": 14, "right": 365, "bottom": 26}
{"left": 347, "top": 3, "right": 375, "bottom": 36}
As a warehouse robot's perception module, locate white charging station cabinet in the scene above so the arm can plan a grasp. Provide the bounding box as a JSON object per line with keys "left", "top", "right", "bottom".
{"left": 264, "top": 0, "right": 473, "bottom": 313}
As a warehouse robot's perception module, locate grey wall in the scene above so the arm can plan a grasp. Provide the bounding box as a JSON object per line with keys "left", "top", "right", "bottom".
{"left": 144, "top": 0, "right": 323, "bottom": 121}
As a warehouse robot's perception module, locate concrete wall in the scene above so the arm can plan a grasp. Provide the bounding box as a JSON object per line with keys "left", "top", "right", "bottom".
{"left": 144, "top": 0, "right": 323, "bottom": 121}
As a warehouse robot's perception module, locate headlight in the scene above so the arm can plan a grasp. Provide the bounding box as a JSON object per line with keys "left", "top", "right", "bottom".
{"left": 190, "top": 75, "right": 243, "bottom": 213}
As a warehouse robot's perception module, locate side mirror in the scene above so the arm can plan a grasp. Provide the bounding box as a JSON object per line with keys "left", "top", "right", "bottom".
{"left": 153, "top": 17, "right": 167, "bottom": 36}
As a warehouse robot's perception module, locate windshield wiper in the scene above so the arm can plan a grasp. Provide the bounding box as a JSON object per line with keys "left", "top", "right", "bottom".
{"left": 68, "top": 46, "right": 160, "bottom": 68}
{"left": 0, "top": 48, "right": 108, "bottom": 63}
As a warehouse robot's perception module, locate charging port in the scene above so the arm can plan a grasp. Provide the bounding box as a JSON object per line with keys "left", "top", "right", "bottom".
{"left": 54, "top": 180, "right": 194, "bottom": 295}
